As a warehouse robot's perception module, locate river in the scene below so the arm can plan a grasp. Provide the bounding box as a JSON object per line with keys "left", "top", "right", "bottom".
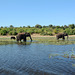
{"left": 0, "top": 43, "right": 75, "bottom": 75}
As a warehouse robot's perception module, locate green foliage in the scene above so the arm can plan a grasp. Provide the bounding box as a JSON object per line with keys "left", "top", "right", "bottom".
{"left": 27, "top": 25, "right": 31, "bottom": 28}
{"left": 0, "top": 24, "right": 75, "bottom": 35}
{"left": 64, "top": 28, "right": 74, "bottom": 35}
{"left": 10, "top": 25, "right": 14, "bottom": 28}
{"left": 53, "top": 29, "right": 59, "bottom": 34}
{"left": 0, "top": 29, "right": 7, "bottom": 35}
{"left": 69, "top": 24, "right": 75, "bottom": 29}
{"left": 35, "top": 24, "right": 42, "bottom": 28}
{"left": 12, "top": 31, "right": 17, "bottom": 35}
{"left": 9, "top": 31, "right": 13, "bottom": 35}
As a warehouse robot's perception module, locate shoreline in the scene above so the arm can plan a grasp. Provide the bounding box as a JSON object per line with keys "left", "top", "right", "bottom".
{"left": 0, "top": 34, "right": 75, "bottom": 38}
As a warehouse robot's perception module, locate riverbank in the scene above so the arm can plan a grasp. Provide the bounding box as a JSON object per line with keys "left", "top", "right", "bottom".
{"left": 0, "top": 34, "right": 75, "bottom": 45}
{"left": 0, "top": 34, "right": 75, "bottom": 38}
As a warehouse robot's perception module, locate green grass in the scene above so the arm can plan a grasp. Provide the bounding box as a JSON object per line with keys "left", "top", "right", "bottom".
{"left": 0, "top": 36, "right": 75, "bottom": 45}
{"left": 31, "top": 37, "right": 75, "bottom": 45}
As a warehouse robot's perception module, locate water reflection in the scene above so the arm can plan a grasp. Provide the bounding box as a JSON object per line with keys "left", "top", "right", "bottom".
{"left": 16, "top": 42, "right": 32, "bottom": 45}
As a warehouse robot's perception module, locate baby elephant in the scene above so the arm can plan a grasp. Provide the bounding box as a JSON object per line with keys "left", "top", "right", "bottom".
{"left": 11, "top": 36, "right": 16, "bottom": 40}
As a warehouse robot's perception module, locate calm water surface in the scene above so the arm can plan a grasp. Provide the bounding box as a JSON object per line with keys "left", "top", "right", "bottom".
{"left": 0, "top": 42, "right": 75, "bottom": 75}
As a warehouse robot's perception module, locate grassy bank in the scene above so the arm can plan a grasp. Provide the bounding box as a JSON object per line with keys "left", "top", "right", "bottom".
{"left": 0, "top": 35, "right": 75, "bottom": 45}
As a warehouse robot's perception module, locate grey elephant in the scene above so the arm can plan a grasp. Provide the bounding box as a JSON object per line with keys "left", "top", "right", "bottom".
{"left": 56, "top": 33, "right": 68, "bottom": 40}
{"left": 16, "top": 32, "right": 32, "bottom": 42}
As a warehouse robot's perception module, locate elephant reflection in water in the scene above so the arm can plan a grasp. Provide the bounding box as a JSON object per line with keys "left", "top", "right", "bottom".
{"left": 56, "top": 33, "right": 68, "bottom": 40}
{"left": 16, "top": 32, "right": 32, "bottom": 42}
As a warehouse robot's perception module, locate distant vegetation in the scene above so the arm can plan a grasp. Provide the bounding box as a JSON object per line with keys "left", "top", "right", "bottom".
{"left": 0, "top": 24, "right": 75, "bottom": 35}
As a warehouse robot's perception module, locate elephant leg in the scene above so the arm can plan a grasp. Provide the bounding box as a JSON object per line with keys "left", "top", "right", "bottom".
{"left": 56, "top": 37, "right": 59, "bottom": 40}
{"left": 23, "top": 37, "right": 26, "bottom": 42}
{"left": 17, "top": 37, "right": 19, "bottom": 41}
{"left": 62, "top": 36, "right": 65, "bottom": 40}
{"left": 17, "top": 39, "right": 19, "bottom": 41}
{"left": 20, "top": 39, "right": 21, "bottom": 41}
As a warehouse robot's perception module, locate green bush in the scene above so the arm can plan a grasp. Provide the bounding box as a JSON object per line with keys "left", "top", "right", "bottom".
{"left": 0, "top": 29, "right": 7, "bottom": 35}
{"left": 35, "top": 24, "right": 42, "bottom": 28}
{"left": 64, "top": 28, "right": 73, "bottom": 35}
{"left": 53, "top": 29, "right": 58, "bottom": 34}
{"left": 47, "top": 31, "right": 53, "bottom": 35}
{"left": 12, "top": 31, "right": 17, "bottom": 35}
{"left": 9, "top": 31, "right": 13, "bottom": 35}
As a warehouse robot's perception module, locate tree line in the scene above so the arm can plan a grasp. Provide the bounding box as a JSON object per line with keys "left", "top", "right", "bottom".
{"left": 0, "top": 24, "right": 75, "bottom": 35}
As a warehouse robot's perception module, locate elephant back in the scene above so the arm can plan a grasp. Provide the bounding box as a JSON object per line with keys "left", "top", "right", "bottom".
{"left": 18, "top": 33, "right": 25, "bottom": 35}
{"left": 17, "top": 33, "right": 26, "bottom": 38}
{"left": 56, "top": 33, "right": 63, "bottom": 37}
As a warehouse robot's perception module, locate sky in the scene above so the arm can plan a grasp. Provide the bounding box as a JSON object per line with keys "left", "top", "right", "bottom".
{"left": 0, "top": 0, "right": 75, "bottom": 27}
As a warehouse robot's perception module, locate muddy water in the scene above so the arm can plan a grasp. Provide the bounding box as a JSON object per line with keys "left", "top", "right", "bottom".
{"left": 0, "top": 43, "right": 75, "bottom": 75}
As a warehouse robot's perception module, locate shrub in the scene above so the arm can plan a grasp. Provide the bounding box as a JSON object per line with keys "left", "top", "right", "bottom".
{"left": 9, "top": 31, "right": 13, "bottom": 35}
{"left": 0, "top": 29, "right": 7, "bottom": 35}
{"left": 12, "top": 31, "right": 17, "bottom": 35}
{"left": 53, "top": 29, "right": 58, "bottom": 34}
{"left": 35, "top": 24, "right": 42, "bottom": 28}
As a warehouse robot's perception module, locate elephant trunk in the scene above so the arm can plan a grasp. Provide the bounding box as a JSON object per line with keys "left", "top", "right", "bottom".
{"left": 30, "top": 35, "right": 32, "bottom": 41}
{"left": 67, "top": 35, "right": 68, "bottom": 40}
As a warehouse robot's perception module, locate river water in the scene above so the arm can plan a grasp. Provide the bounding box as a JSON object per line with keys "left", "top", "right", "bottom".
{"left": 0, "top": 43, "right": 75, "bottom": 75}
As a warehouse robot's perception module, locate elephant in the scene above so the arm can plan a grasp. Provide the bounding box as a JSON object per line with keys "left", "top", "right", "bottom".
{"left": 16, "top": 32, "right": 32, "bottom": 42}
{"left": 56, "top": 33, "right": 68, "bottom": 40}
{"left": 11, "top": 36, "right": 16, "bottom": 40}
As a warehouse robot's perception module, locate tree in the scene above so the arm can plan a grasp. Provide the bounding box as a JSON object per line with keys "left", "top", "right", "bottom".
{"left": 61, "top": 26, "right": 65, "bottom": 30}
{"left": 0, "top": 29, "right": 7, "bottom": 35}
{"left": 68, "top": 24, "right": 75, "bottom": 29}
{"left": 64, "top": 25, "right": 68, "bottom": 29}
{"left": 49, "top": 24, "right": 53, "bottom": 27}
{"left": 27, "top": 25, "right": 31, "bottom": 28}
{"left": 23, "top": 26, "right": 26, "bottom": 28}
{"left": 43, "top": 25, "right": 48, "bottom": 28}
{"left": 0, "top": 26, "right": 3, "bottom": 28}
{"left": 35, "top": 24, "right": 42, "bottom": 28}
{"left": 10, "top": 25, "right": 14, "bottom": 28}
{"left": 56, "top": 26, "right": 60, "bottom": 28}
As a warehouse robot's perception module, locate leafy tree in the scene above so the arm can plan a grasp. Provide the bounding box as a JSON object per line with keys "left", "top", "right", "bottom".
{"left": 53, "top": 29, "right": 59, "bottom": 34}
{"left": 56, "top": 26, "right": 61, "bottom": 29}
{"left": 64, "top": 25, "right": 68, "bottom": 29}
{"left": 0, "top": 26, "right": 3, "bottom": 28}
{"left": 4, "top": 26, "right": 7, "bottom": 28}
{"left": 64, "top": 28, "right": 72, "bottom": 35}
{"left": 49, "top": 24, "right": 53, "bottom": 28}
{"left": 10, "top": 25, "right": 14, "bottom": 28}
{"left": 0, "top": 29, "right": 7, "bottom": 35}
{"left": 68, "top": 24, "right": 75, "bottom": 29}
{"left": 23, "top": 26, "right": 26, "bottom": 28}
{"left": 72, "top": 28, "right": 75, "bottom": 34}
{"left": 35, "top": 24, "right": 42, "bottom": 28}
{"left": 27, "top": 25, "right": 31, "bottom": 28}
{"left": 43, "top": 26, "right": 47, "bottom": 28}
{"left": 9, "top": 31, "right": 13, "bottom": 35}
{"left": 61, "top": 26, "right": 65, "bottom": 30}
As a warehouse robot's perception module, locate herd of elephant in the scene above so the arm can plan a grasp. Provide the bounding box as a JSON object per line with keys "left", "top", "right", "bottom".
{"left": 11, "top": 32, "right": 68, "bottom": 42}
